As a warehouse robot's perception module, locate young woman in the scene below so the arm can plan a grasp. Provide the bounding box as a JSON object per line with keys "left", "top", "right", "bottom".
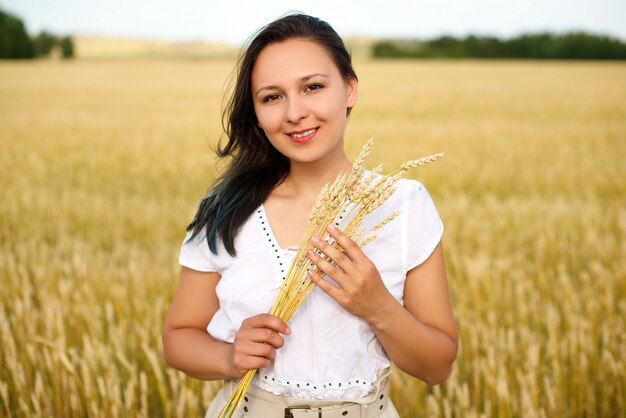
{"left": 162, "top": 13, "right": 457, "bottom": 417}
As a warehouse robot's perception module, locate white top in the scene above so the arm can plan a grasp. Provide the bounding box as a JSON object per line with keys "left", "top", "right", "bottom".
{"left": 179, "top": 178, "right": 444, "bottom": 400}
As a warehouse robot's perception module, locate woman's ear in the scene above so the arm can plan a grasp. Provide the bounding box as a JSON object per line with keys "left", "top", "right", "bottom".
{"left": 346, "top": 76, "right": 358, "bottom": 108}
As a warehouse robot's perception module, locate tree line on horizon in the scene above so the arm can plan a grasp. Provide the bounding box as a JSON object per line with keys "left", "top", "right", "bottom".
{"left": 0, "top": 8, "right": 74, "bottom": 59}
{"left": 3, "top": 5, "right": 626, "bottom": 61}
{"left": 372, "top": 32, "right": 626, "bottom": 60}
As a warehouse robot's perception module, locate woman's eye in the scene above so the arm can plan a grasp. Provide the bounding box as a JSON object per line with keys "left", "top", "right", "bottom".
{"left": 263, "top": 94, "right": 280, "bottom": 103}
{"left": 306, "top": 83, "right": 324, "bottom": 92}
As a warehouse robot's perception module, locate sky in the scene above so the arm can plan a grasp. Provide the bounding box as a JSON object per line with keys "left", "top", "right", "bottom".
{"left": 2, "top": 0, "right": 626, "bottom": 45}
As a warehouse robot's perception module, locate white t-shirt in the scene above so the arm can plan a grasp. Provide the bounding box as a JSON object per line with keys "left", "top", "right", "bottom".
{"left": 179, "top": 178, "right": 443, "bottom": 400}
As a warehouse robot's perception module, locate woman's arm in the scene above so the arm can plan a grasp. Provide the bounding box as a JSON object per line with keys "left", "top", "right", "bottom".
{"left": 307, "top": 225, "right": 458, "bottom": 386}
{"left": 368, "top": 241, "right": 457, "bottom": 385}
{"left": 162, "top": 266, "right": 290, "bottom": 380}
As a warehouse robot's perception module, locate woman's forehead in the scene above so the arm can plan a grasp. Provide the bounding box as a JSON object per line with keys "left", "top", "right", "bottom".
{"left": 251, "top": 39, "right": 338, "bottom": 88}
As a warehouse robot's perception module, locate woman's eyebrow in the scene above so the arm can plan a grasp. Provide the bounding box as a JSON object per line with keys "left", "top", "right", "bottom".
{"left": 302, "top": 72, "right": 329, "bottom": 81}
{"left": 255, "top": 73, "right": 329, "bottom": 96}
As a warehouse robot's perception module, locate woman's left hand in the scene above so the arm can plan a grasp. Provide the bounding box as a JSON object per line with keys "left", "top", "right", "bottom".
{"left": 306, "top": 224, "right": 395, "bottom": 322}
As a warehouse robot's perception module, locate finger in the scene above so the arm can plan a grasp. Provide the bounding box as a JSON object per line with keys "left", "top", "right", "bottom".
{"left": 306, "top": 249, "right": 347, "bottom": 285}
{"left": 327, "top": 224, "right": 368, "bottom": 265}
{"left": 234, "top": 353, "right": 271, "bottom": 374}
{"left": 244, "top": 313, "right": 291, "bottom": 335}
{"left": 307, "top": 269, "right": 342, "bottom": 301}
{"left": 309, "top": 236, "right": 354, "bottom": 274}
{"left": 242, "top": 340, "right": 277, "bottom": 360}
{"left": 247, "top": 328, "right": 285, "bottom": 349}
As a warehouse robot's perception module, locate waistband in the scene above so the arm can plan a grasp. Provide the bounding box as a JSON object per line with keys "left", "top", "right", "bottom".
{"left": 223, "top": 369, "right": 391, "bottom": 418}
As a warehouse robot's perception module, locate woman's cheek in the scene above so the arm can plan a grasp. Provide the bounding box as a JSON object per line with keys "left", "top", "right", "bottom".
{"left": 257, "top": 108, "right": 282, "bottom": 135}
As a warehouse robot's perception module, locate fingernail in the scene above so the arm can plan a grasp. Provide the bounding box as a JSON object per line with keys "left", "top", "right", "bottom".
{"left": 328, "top": 224, "right": 338, "bottom": 231}
{"left": 285, "top": 326, "right": 292, "bottom": 334}
{"left": 310, "top": 237, "right": 321, "bottom": 245}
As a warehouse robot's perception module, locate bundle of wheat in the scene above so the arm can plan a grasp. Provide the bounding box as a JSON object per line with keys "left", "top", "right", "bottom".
{"left": 218, "top": 138, "right": 443, "bottom": 418}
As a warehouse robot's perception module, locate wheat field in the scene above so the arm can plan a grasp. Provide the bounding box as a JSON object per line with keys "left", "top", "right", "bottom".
{"left": 1, "top": 58, "right": 625, "bottom": 417}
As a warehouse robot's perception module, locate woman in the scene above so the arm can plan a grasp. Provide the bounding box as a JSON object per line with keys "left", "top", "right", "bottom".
{"left": 162, "top": 13, "right": 457, "bottom": 417}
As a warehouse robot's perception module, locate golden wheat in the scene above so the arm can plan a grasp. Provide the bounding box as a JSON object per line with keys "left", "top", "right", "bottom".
{"left": 0, "top": 59, "right": 624, "bottom": 417}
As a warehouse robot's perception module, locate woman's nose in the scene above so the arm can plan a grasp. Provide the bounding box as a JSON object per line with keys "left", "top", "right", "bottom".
{"left": 284, "top": 97, "right": 308, "bottom": 123}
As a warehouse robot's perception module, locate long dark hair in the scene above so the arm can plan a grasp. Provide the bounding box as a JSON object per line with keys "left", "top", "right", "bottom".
{"left": 186, "top": 13, "right": 358, "bottom": 256}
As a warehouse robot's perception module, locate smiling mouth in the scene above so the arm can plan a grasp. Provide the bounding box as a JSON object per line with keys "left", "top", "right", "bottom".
{"left": 289, "top": 128, "right": 316, "bottom": 138}
{"left": 288, "top": 127, "right": 318, "bottom": 143}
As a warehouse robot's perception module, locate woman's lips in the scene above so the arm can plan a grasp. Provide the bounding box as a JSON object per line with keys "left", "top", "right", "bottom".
{"left": 288, "top": 128, "right": 318, "bottom": 143}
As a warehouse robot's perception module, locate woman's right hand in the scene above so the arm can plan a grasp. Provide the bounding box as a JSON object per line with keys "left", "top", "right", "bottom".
{"left": 227, "top": 314, "right": 291, "bottom": 378}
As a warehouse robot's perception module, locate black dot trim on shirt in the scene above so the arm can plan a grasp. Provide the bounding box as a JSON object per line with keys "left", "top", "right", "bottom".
{"left": 257, "top": 208, "right": 286, "bottom": 280}
{"left": 258, "top": 375, "right": 374, "bottom": 393}
{"left": 335, "top": 210, "right": 346, "bottom": 227}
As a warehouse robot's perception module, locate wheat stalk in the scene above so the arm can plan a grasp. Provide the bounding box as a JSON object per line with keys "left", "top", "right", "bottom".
{"left": 218, "top": 139, "right": 442, "bottom": 417}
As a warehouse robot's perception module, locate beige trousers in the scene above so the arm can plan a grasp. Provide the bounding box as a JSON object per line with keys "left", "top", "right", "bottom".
{"left": 205, "top": 372, "right": 400, "bottom": 418}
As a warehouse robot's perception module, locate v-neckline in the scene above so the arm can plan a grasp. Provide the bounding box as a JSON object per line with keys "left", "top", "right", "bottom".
{"left": 258, "top": 203, "right": 302, "bottom": 250}
{"left": 255, "top": 204, "right": 297, "bottom": 283}
{"left": 255, "top": 202, "right": 349, "bottom": 284}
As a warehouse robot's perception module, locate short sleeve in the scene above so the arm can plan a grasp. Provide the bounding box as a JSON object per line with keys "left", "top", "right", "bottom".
{"left": 178, "top": 228, "right": 219, "bottom": 273}
{"left": 401, "top": 180, "right": 444, "bottom": 272}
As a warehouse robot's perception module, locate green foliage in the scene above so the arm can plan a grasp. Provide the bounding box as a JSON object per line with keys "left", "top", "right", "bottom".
{"left": 0, "top": 8, "right": 75, "bottom": 59}
{"left": 32, "top": 31, "right": 56, "bottom": 57}
{"left": 0, "top": 8, "right": 34, "bottom": 58}
{"left": 372, "top": 32, "right": 626, "bottom": 59}
{"left": 58, "top": 36, "right": 74, "bottom": 59}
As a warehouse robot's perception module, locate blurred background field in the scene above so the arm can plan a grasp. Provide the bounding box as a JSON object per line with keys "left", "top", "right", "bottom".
{"left": 1, "top": 58, "right": 625, "bottom": 417}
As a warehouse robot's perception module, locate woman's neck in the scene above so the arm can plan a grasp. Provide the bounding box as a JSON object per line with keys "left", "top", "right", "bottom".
{"left": 281, "top": 151, "right": 352, "bottom": 203}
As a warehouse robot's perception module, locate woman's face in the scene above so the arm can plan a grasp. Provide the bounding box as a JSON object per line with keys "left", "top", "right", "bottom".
{"left": 251, "top": 38, "right": 358, "bottom": 166}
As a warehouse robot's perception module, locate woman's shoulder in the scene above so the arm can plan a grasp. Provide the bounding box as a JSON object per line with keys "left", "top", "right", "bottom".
{"left": 379, "top": 175, "right": 429, "bottom": 209}
{"left": 395, "top": 176, "right": 428, "bottom": 192}
{"left": 179, "top": 204, "right": 265, "bottom": 272}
